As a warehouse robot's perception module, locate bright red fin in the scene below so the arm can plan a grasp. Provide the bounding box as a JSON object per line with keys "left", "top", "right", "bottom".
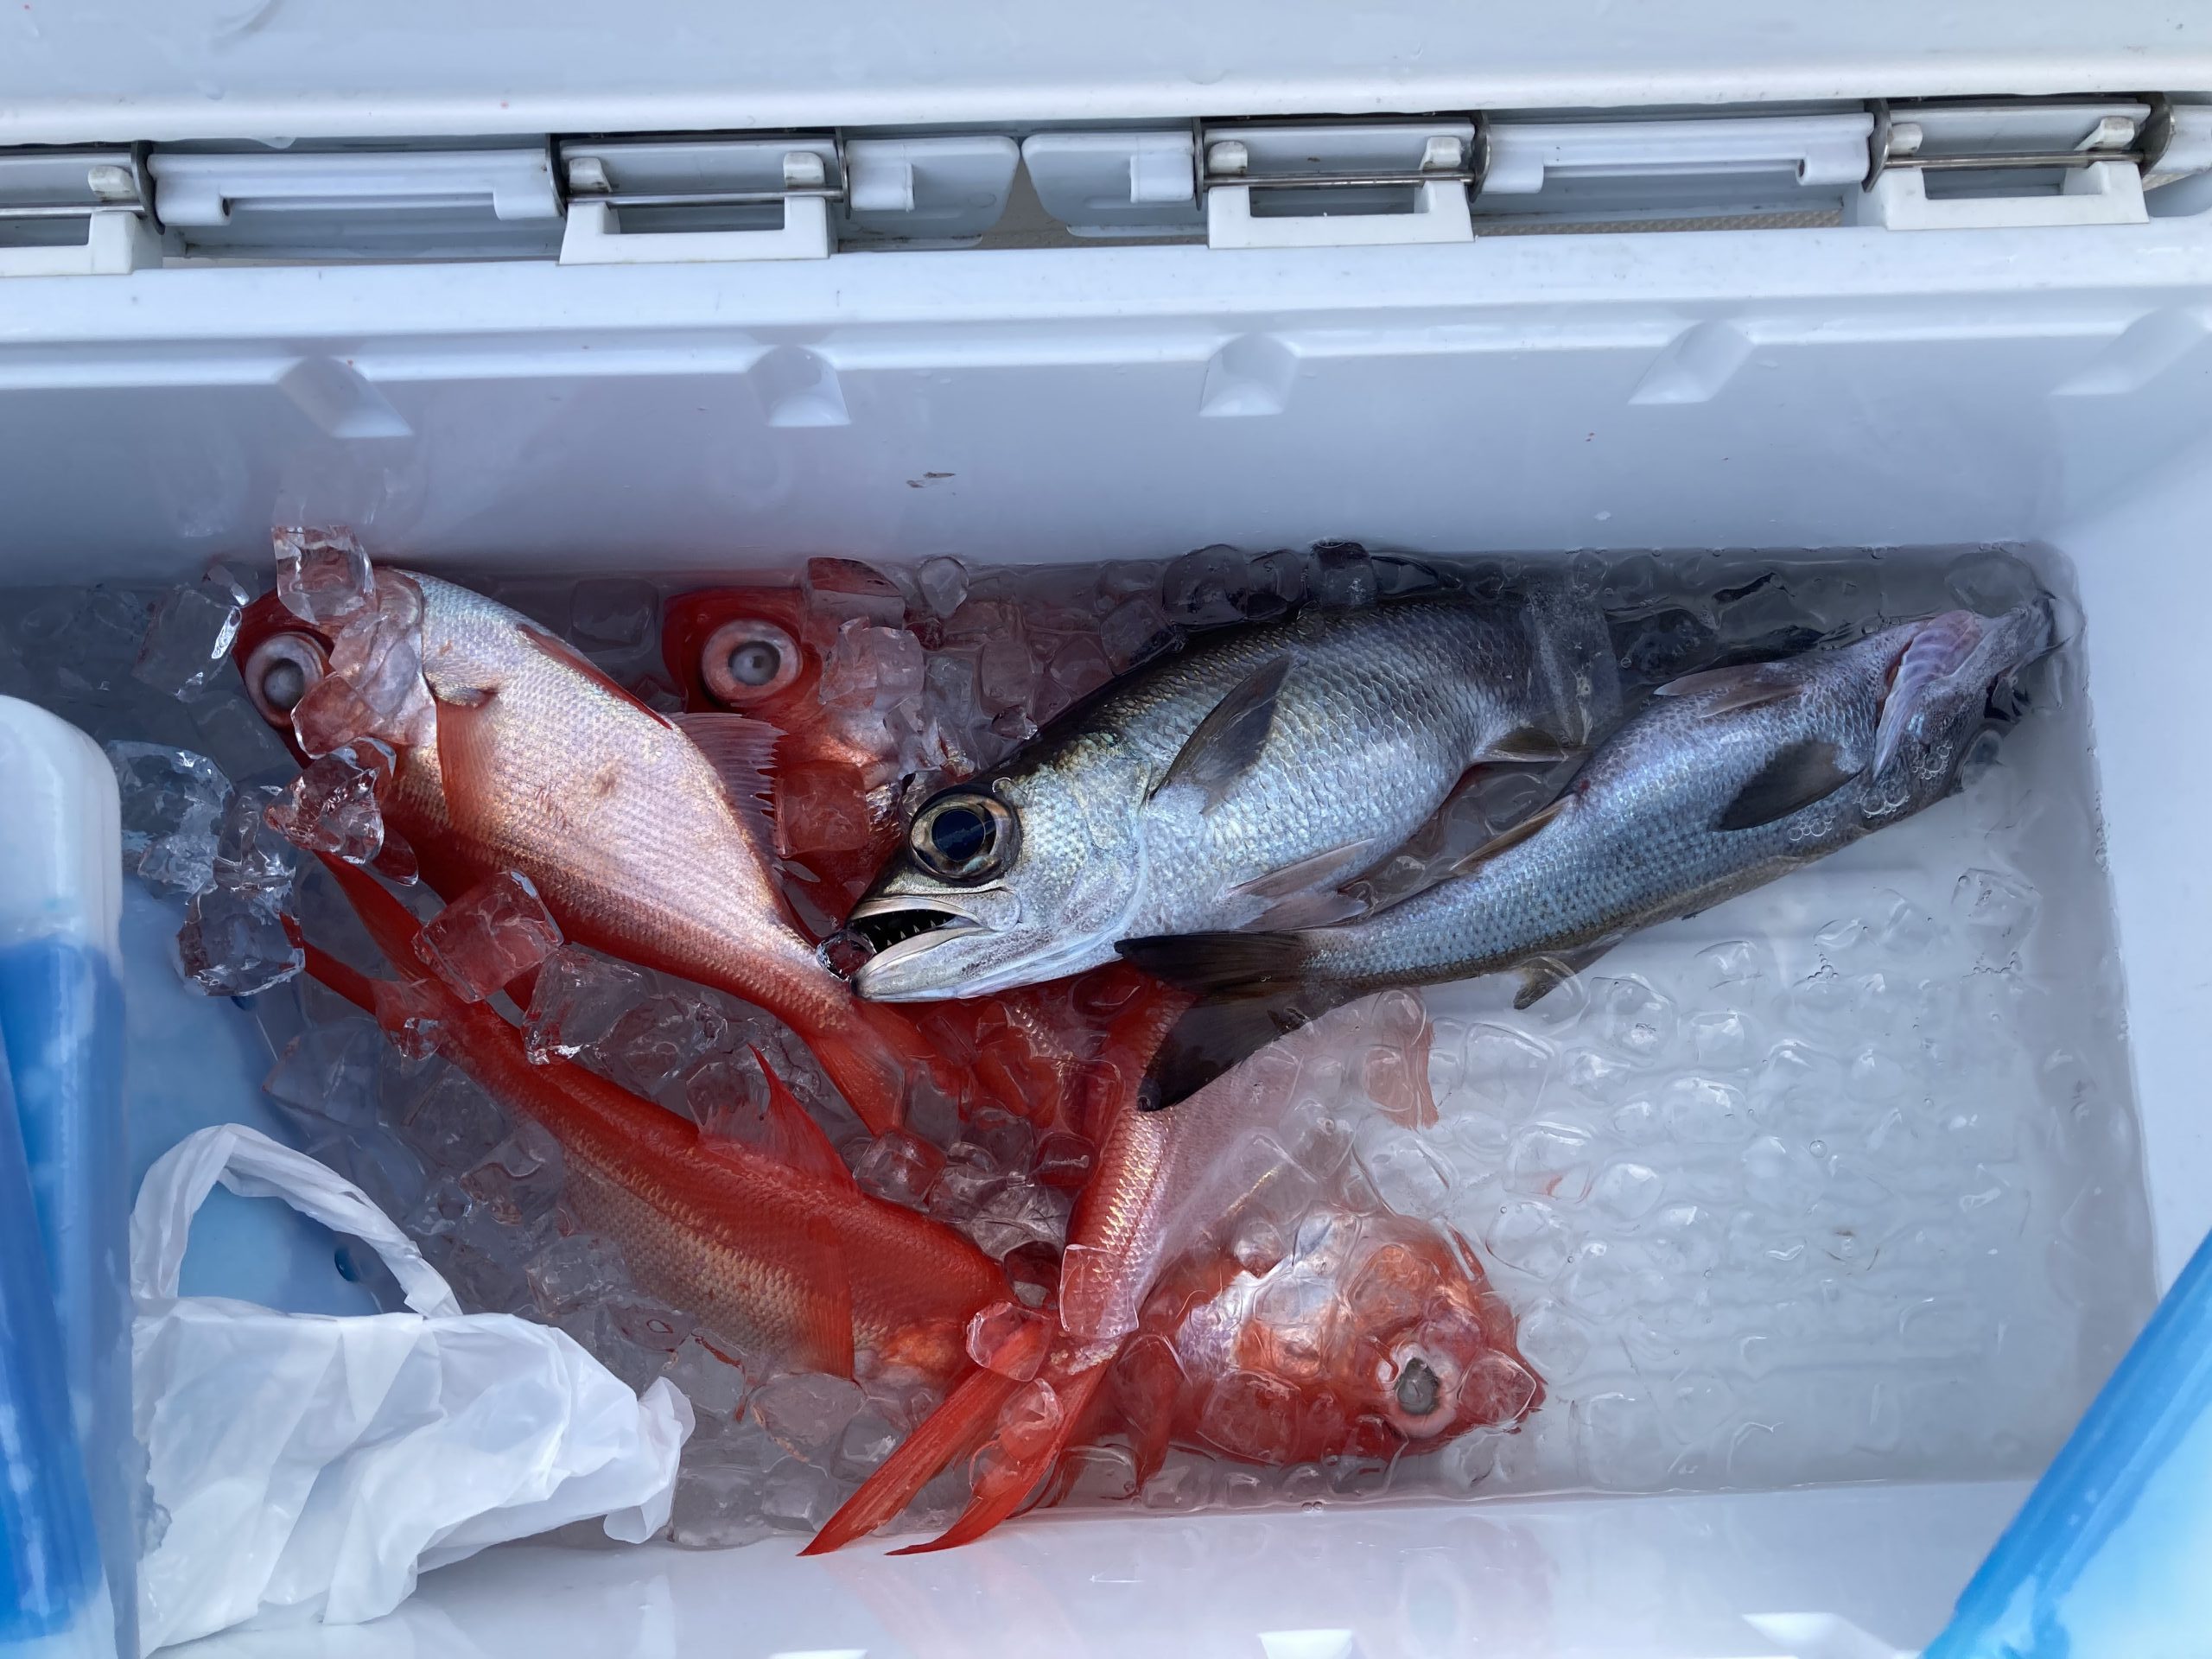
{"left": 802, "top": 1365, "right": 1022, "bottom": 1555}
{"left": 302, "top": 943, "right": 378, "bottom": 1014}
{"left": 691, "top": 1046, "right": 855, "bottom": 1189}
{"left": 518, "top": 622, "right": 678, "bottom": 731}
{"left": 794, "top": 1214, "right": 857, "bottom": 1376}
{"left": 889, "top": 1360, "right": 1115, "bottom": 1555}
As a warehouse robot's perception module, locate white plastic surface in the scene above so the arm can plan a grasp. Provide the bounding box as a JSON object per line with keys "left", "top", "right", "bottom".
{"left": 1, "top": 2, "right": 2209, "bottom": 146}
{"left": 0, "top": 698, "right": 122, "bottom": 956}
{"left": 130, "top": 1125, "right": 692, "bottom": 1654}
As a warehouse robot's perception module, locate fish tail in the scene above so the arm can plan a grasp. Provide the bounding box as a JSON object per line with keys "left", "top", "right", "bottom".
{"left": 1114, "top": 930, "right": 1317, "bottom": 997}
{"left": 888, "top": 1360, "right": 1115, "bottom": 1555}
{"left": 801, "top": 1365, "right": 1022, "bottom": 1554}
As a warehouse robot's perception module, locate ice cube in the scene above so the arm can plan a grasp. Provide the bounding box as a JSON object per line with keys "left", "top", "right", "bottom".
{"left": 413, "top": 871, "right": 563, "bottom": 1003}
{"left": 834, "top": 1411, "right": 903, "bottom": 1480}
{"left": 801, "top": 557, "right": 906, "bottom": 650}
{"left": 372, "top": 976, "right": 448, "bottom": 1061}
{"left": 599, "top": 990, "right": 733, "bottom": 1098}
{"left": 976, "top": 632, "right": 1036, "bottom": 712}
{"left": 17, "top": 588, "right": 145, "bottom": 697}
{"left": 106, "top": 741, "right": 231, "bottom": 894}
{"left": 1198, "top": 1370, "right": 1299, "bottom": 1462}
{"left": 1589, "top": 1160, "right": 1665, "bottom": 1224}
{"left": 524, "top": 945, "right": 652, "bottom": 1065}
{"left": 192, "top": 694, "right": 295, "bottom": 785}
{"left": 273, "top": 526, "right": 375, "bottom": 626}
{"left": 322, "top": 575, "right": 435, "bottom": 749}
{"left": 1483, "top": 1199, "right": 1571, "bottom": 1280}
{"left": 176, "top": 885, "right": 303, "bottom": 996}
{"left": 1356, "top": 1122, "right": 1454, "bottom": 1219}
{"left": 662, "top": 1335, "right": 750, "bottom": 1426}
{"left": 569, "top": 579, "right": 658, "bottom": 652}
{"left": 1100, "top": 594, "right": 1175, "bottom": 672}
{"left": 776, "top": 763, "right": 878, "bottom": 859}
{"left": 264, "top": 1020, "right": 383, "bottom": 1130}
{"left": 213, "top": 784, "right": 298, "bottom": 893}
{"left": 1032, "top": 1130, "right": 1096, "bottom": 1191}
{"left": 1312, "top": 542, "right": 1378, "bottom": 610}
{"left": 461, "top": 1123, "right": 565, "bottom": 1227}
{"left": 266, "top": 748, "right": 385, "bottom": 864}
{"left": 852, "top": 1129, "right": 944, "bottom": 1208}
{"left": 961, "top": 1178, "right": 1071, "bottom": 1258}
{"left": 132, "top": 584, "right": 242, "bottom": 701}
{"left": 396, "top": 1065, "right": 509, "bottom": 1171}
{"left": 751, "top": 1372, "right": 863, "bottom": 1465}
{"left": 1952, "top": 868, "right": 2039, "bottom": 952}
{"left": 1946, "top": 550, "right": 2043, "bottom": 616}
{"left": 1505, "top": 1123, "right": 1596, "bottom": 1205}
{"left": 1043, "top": 632, "right": 1113, "bottom": 707}
{"left": 965, "top": 1300, "right": 1051, "bottom": 1380}
{"left": 1161, "top": 545, "right": 1254, "bottom": 627}
{"left": 1594, "top": 976, "right": 1676, "bottom": 1064}
{"left": 915, "top": 556, "right": 970, "bottom": 620}
{"left": 760, "top": 1459, "right": 845, "bottom": 1533}
{"left": 668, "top": 1446, "right": 772, "bottom": 1549}
{"left": 821, "top": 620, "right": 927, "bottom": 711}
{"left": 525, "top": 1231, "right": 632, "bottom": 1319}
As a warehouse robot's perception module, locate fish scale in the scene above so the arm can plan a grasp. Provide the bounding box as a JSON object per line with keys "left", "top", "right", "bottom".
{"left": 853, "top": 590, "right": 1618, "bottom": 1001}
{"left": 1124, "top": 601, "right": 2056, "bottom": 1007}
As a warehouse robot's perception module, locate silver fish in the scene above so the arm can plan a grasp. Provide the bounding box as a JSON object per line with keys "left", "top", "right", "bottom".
{"left": 847, "top": 589, "right": 1620, "bottom": 1001}
{"left": 1121, "top": 601, "right": 2055, "bottom": 1008}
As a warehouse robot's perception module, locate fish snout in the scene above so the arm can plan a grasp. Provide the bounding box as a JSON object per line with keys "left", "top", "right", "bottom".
{"left": 844, "top": 887, "right": 1025, "bottom": 1001}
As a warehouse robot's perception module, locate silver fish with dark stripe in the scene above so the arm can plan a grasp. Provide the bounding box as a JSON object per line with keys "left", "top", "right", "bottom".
{"left": 1121, "top": 601, "right": 2055, "bottom": 1009}
{"left": 849, "top": 588, "right": 1620, "bottom": 1000}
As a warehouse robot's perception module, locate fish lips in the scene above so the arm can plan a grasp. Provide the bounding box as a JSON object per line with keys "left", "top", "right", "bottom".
{"left": 845, "top": 888, "right": 1020, "bottom": 1001}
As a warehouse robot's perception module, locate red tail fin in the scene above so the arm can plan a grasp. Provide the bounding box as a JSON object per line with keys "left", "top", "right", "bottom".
{"left": 888, "top": 1356, "right": 1115, "bottom": 1555}
{"left": 801, "top": 1365, "right": 1021, "bottom": 1555}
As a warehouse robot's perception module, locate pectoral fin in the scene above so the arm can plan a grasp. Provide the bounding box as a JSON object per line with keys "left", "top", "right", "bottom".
{"left": 1151, "top": 656, "right": 1292, "bottom": 813}
{"left": 669, "top": 709, "right": 782, "bottom": 830}
{"left": 1715, "top": 738, "right": 1856, "bottom": 832}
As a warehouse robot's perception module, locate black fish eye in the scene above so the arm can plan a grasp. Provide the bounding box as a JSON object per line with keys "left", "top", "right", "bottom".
{"left": 909, "top": 790, "right": 1019, "bottom": 884}
{"left": 1395, "top": 1356, "right": 1442, "bottom": 1417}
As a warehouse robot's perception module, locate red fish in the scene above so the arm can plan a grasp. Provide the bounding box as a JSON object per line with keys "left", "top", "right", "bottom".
{"left": 233, "top": 572, "right": 949, "bottom": 1135}
{"left": 304, "top": 853, "right": 1007, "bottom": 1384}
{"left": 802, "top": 995, "right": 1518, "bottom": 1554}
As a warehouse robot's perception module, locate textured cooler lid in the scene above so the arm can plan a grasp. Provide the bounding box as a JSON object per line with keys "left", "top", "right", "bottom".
{"left": 0, "top": 0, "right": 2207, "bottom": 146}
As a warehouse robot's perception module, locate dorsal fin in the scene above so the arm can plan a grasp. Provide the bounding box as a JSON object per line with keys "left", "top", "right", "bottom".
{"left": 1654, "top": 661, "right": 1800, "bottom": 715}
{"left": 1445, "top": 791, "right": 1572, "bottom": 878}
{"left": 668, "top": 711, "right": 781, "bottom": 825}
{"left": 518, "top": 624, "right": 679, "bottom": 731}
{"left": 1715, "top": 738, "right": 1857, "bottom": 831}
{"left": 1151, "top": 656, "right": 1291, "bottom": 813}
{"left": 697, "top": 1046, "right": 855, "bottom": 1189}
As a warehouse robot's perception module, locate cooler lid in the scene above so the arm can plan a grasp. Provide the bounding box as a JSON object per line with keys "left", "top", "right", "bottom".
{"left": 2, "top": 0, "right": 2209, "bottom": 147}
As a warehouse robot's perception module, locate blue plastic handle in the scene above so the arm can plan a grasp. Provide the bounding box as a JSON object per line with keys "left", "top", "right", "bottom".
{"left": 1927, "top": 1223, "right": 2212, "bottom": 1658}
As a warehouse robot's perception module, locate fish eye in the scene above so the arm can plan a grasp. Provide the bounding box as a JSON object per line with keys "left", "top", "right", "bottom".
{"left": 702, "top": 616, "right": 801, "bottom": 705}
{"left": 243, "top": 632, "right": 328, "bottom": 728}
{"left": 1395, "top": 1356, "right": 1443, "bottom": 1418}
{"left": 909, "top": 789, "right": 1019, "bottom": 884}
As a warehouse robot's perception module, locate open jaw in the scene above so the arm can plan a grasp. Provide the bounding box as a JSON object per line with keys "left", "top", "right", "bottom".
{"left": 845, "top": 896, "right": 987, "bottom": 989}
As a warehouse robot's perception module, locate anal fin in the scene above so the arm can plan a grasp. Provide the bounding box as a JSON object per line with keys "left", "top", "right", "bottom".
{"left": 1513, "top": 943, "right": 1613, "bottom": 1011}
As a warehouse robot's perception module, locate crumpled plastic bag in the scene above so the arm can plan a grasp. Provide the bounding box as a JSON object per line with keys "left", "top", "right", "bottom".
{"left": 130, "top": 1124, "right": 692, "bottom": 1654}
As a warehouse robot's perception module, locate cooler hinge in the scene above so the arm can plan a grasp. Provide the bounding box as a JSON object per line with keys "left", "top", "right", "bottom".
{"left": 556, "top": 132, "right": 1020, "bottom": 264}
{"left": 1848, "top": 97, "right": 2212, "bottom": 230}
{"left": 0, "top": 146, "right": 162, "bottom": 277}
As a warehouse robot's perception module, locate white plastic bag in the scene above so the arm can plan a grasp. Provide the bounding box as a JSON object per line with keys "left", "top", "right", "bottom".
{"left": 130, "top": 1124, "right": 692, "bottom": 1654}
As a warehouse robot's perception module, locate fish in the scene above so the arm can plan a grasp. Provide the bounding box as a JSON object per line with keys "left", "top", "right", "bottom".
{"left": 660, "top": 584, "right": 911, "bottom": 915}
{"left": 1122, "top": 601, "right": 2056, "bottom": 1010}
{"left": 802, "top": 993, "right": 1512, "bottom": 1554}
{"left": 845, "top": 588, "right": 1620, "bottom": 1002}
{"left": 302, "top": 852, "right": 1007, "bottom": 1385}
{"left": 232, "top": 572, "right": 942, "bottom": 1135}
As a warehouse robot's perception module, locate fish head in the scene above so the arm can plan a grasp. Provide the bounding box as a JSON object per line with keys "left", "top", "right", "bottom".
{"left": 847, "top": 756, "right": 1141, "bottom": 1000}
{"left": 1866, "top": 599, "right": 2056, "bottom": 812}
{"left": 1218, "top": 1211, "right": 1540, "bottom": 1453}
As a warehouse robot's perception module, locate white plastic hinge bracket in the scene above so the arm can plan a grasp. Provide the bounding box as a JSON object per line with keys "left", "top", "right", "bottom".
{"left": 1482, "top": 114, "right": 1873, "bottom": 196}
{"left": 560, "top": 191, "right": 830, "bottom": 264}
{"left": 150, "top": 147, "right": 560, "bottom": 227}
{"left": 0, "top": 145, "right": 161, "bottom": 276}
{"left": 0, "top": 209, "right": 161, "bottom": 277}
{"left": 1852, "top": 160, "right": 2147, "bottom": 229}
{"left": 1021, "top": 130, "right": 1201, "bottom": 237}
{"left": 1201, "top": 120, "right": 1476, "bottom": 251}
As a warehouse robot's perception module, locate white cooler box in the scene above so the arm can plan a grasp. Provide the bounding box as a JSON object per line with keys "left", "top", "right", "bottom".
{"left": 3, "top": 4, "right": 2211, "bottom": 1655}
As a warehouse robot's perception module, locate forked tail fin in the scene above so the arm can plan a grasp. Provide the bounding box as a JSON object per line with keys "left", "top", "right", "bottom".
{"left": 801, "top": 1364, "right": 1022, "bottom": 1555}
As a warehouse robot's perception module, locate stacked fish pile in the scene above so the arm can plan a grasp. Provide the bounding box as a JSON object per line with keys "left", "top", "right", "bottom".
{"left": 6, "top": 529, "right": 2124, "bottom": 1554}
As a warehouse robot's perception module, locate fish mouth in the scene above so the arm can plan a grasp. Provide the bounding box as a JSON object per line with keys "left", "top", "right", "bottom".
{"left": 845, "top": 894, "right": 992, "bottom": 993}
